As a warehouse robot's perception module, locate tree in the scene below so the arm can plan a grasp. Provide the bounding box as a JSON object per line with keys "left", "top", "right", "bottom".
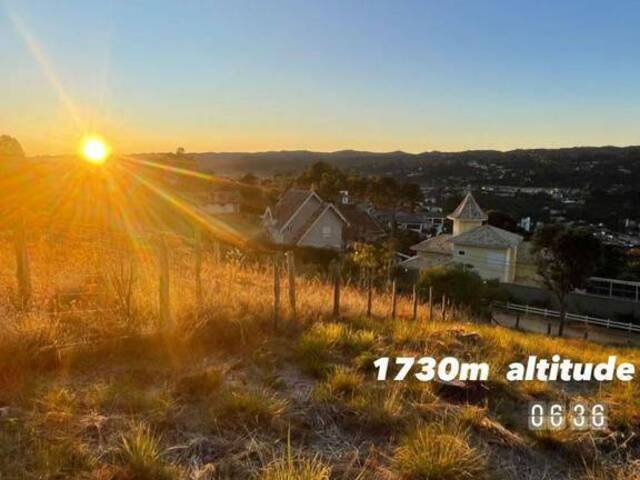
{"left": 487, "top": 210, "right": 519, "bottom": 233}
{"left": 0, "top": 135, "right": 25, "bottom": 160}
{"left": 531, "top": 225, "right": 601, "bottom": 336}
{"left": 418, "top": 264, "right": 507, "bottom": 314}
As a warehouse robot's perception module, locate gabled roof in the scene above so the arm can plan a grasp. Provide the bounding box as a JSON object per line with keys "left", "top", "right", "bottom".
{"left": 295, "top": 204, "right": 349, "bottom": 245}
{"left": 448, "top": 193, "right": 488, "bottom": 221}
{"left": 449, "top": 224, "right": 522, "bottom": 248}
{"left": 271, "top": 189, "right": 318, "bottom": 230}
{"left": 410, "top": 234, "right": 453, "bottom": 255}
{"left": 398, "top": 255, "right": 452, "bottom": 271}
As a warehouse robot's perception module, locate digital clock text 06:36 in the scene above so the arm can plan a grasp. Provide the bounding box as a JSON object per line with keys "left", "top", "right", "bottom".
{"left": 528, "top": 401, "right": 607, "bottom": 431}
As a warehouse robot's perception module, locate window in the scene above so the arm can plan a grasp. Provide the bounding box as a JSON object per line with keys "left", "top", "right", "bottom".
{"left": 458, "top": 250, "right": 466, "bottom": 255}
{"left": 322, "top": 226, "right": 332, "bottom": 238}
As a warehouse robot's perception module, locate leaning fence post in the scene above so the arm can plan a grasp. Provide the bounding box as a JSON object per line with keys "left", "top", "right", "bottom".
{"left": 366, "top": 268, "right": 373, "bottom": 317}
{"left": 390, "top": 279, "right": 397, "bottom": 319}
{"left": 285, "top": 251, "right": 296, "bottom": 318}
{"left": 157, "top": 235, "right": 171, "bottom": 330}
{"left": 332, "top": 261, "right": 341, "bottom": 318}
{"left": 515, "top": 314, "right": 520, "bottom": 330}
{"left": 14, "top": 221, "right": 31, "bottom": 311}
{"left": 412, "top": 282, "right": 418, "bottom": 321}
{"left": 194, "top": 228, "right": 203, "bottom": 313}
{"left": 273, "top": 254, "right": 281, "bottom": 330}
{"left": 428, "top": 286, "right": 433, "bottom": 321}
{"left": 441, "top": 293, "right": 446, "bottom": 322}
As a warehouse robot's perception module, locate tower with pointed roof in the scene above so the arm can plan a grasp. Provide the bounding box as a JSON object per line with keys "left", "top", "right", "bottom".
{"left": 447, "top": 193, "right": 488, "bottom": 236}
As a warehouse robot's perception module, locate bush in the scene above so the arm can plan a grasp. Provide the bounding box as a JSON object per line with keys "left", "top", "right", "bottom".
{"left": 418, "top": 265, "right": 507, "bottom": 314}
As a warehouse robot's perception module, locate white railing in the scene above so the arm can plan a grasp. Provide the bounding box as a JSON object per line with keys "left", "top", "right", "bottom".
{"left": 495, "top": 301, "right": 640, "bottom": 334}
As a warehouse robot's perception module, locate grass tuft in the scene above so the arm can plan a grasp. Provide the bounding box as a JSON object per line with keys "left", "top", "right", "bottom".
{"left": 118, "top": 422, "right": 178, "bottom": 480}
{"left": 393, "top": 422, "right": 487, "bottom": 480}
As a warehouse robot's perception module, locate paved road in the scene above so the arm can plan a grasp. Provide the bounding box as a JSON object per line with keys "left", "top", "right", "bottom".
{"left": 492, "top": 310, "right": 640, "bottom": 346}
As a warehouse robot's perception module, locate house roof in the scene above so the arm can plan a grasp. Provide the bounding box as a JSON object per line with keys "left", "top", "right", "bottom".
{"left": 211, "top": 190, "right": 242, "bottom": 204}
{"left": 410, "top": 234, "right": 453, "bottom": 254}
{"left": 449, "top": 224, "right": 522, "bottom": 248}
{"left": 395, "top": 211, "right": 432, "bottom": 224}
{"left": 339, "top": 204, "right": 385, "bottom": 239}
{"left": 271, "top": 189, "right": 314, "bottom": 229}
{"left": 398, "top": 255, "right": 452, "bottom": 271}
{"left": 447, "top": 193, "right": 488, "bottom": 221}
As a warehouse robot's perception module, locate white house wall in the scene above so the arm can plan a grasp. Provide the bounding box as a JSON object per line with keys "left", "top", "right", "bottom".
{"left": 298, "top": 210, "right": 344, "bottom": 250}
{"left": 452, "top": 244, "right": 510, "bottom": 282}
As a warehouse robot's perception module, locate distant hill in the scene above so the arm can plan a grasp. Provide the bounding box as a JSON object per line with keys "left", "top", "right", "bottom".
{"left": 136, "top": 145, "right": 640, "bottom": 178}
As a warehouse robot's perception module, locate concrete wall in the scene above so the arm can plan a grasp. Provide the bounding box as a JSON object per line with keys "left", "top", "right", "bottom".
{"left": 453, "top": 244, "right": 509, "bottom": 282}
{"left": 503, "top": 282, "right": 640, "bottom": 322}
{"left": 298, "top": 209, "right": 344, "bottom": 250}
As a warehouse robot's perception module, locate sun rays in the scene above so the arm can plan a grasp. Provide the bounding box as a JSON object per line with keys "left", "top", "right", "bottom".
{"left": 5, "top": 7, "right": 273, "bottom": 251}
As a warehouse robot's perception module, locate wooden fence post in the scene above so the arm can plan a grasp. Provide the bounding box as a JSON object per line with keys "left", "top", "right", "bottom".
{"left": 333, "top": 261, "right": 341, "bottom": 318}
{"left": 515, "top": 314, "right": 520, "bottom": 330}
{"left": 412, "top": 282, "right": 418, "bottom": 321}
{"left": 286, "top": 251, "right": 296, "bottom": 318}
{"left": 273, "top": 254, "right": 281, "bottom": 330}
{"left": 428, "top": 286, "right": 433, "bottom": 322}
{"left": 158, "top": 235, "right": 171, "bottom": 330}
{"left": 194, "top": 228, "right": 203, "bottom": 313}
{"left": 213, "top": 240, "right": 222, "bottom": 263}
{"left": 14, "top": 222, "right": 31, "bottom": 311}
{"left": 390, "top": 279, "right": 397, "bottom": 319}
{"left": 441, "top": 293, "right": 446, "bottom": 322}
{"left": 366, "top": 268, "right": 373, "bottom": 317}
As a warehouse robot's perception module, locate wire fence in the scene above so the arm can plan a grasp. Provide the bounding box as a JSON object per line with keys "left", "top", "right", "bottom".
{"left": 0, "top": 224, "right": 454, "bottom": 349}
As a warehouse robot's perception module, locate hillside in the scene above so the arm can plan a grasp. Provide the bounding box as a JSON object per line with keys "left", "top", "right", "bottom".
{"left": 1, "top": 237, "right": 639, "bottom": 479}
{"left": 180, "top": 145, "right": 640, "bottom": 181}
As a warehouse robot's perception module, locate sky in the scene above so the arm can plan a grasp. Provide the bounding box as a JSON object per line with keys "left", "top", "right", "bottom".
{"left": 1, "top": 0, "right": 640, "bottom": 156}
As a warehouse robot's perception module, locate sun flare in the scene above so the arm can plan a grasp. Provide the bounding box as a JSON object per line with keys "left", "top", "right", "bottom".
{"left": 80, "top": 136, "right": 110, "bottom": 164}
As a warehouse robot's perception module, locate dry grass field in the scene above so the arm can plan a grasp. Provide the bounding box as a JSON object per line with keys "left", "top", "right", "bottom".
{"left": 0, "top": 235, "right": 639, "bottom": 479}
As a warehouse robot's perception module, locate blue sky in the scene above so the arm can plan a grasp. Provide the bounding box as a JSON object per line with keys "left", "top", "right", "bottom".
{"left": 2, "top": 0, "right": 639, "bottom": 154}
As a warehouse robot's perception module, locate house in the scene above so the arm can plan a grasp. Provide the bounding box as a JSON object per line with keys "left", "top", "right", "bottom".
{"left": 262, "top": 189, "right": 349, "bottom": 250}
{"left": 400, "top": 193, "right": 524, "bottom": 283}
{"left": 202, "top": 190, "right": 242, "bottom": 215}
{"left": 370, "top": 210, "right": 442, "bottom": 236}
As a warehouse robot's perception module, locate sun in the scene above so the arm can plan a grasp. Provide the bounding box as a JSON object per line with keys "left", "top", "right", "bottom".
{"left": 80, "top": 135, "right": 110, "bottom": 164}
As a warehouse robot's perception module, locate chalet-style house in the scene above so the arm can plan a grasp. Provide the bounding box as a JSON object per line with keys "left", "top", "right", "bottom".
{"left": 262, "top": 190, "right": 349, "bottom": 250}
{"left": 263, "top": 189, "right": 386, "bottom": 250}
{"left": 400, "top": 193, "right": 525, "bottom": 283}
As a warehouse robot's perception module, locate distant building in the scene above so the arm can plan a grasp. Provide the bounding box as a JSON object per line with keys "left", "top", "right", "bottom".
{"left": 371, "top": 210, "right": 443, "bottom": 236}
{"left": 203, "top": 190, "right": 242, "bottom": 215}
{"left": 519, "top": 217, "right": 532, "bottom": 232}
{"left": 262, "top": 189, "right": 349, "bottom": 250}
{"left": 400, "top": 193, "right": 525, "bottom": 283}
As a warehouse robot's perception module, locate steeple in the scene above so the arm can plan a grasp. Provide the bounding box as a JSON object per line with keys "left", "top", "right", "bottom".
{"left": 448, "top": 193, "right": 487, "bottom": 236}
